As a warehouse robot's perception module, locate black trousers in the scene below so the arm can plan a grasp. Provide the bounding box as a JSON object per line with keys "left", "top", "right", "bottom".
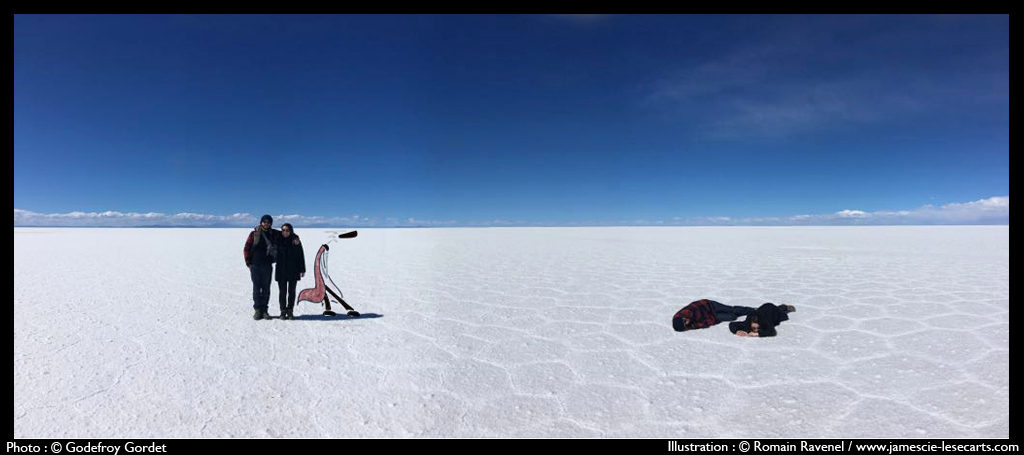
{"left": 250, "top": 263, "right": 272, "bottom": 312}
{"left": 278, "top": 280, "right": 297, "bottom": 313}
{"left": 708, "top": 300, "right": 756, "bottom": 322}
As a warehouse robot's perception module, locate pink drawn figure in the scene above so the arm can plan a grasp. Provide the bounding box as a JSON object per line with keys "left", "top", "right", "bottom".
{"left": 298, "top": 243, "right": 360, "bottom": 317}
{"left": 297, "top": 244, "right": 328, "bottom": 305}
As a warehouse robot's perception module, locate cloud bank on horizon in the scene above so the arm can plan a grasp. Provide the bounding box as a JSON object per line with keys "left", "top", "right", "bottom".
{"left": 13, "top": 196, "right": 1009, "bottom": 227}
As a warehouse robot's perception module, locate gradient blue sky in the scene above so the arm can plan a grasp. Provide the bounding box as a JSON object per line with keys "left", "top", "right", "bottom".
{"left": 14, "top": 14, "right": 1009, "bottom": 226}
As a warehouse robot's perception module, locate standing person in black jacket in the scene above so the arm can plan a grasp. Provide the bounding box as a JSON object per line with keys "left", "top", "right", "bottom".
{"left": 729, "top": 303, "right": 796, "bottom": 337}
{"left": 275, "top": 223, "right": 305, "bottom": 320}
{"left": 243, "top": 214, "right": 281, "bottom": 320}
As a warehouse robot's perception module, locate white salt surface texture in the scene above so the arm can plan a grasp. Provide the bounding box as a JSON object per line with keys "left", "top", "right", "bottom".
{"left": 14, "top": 227, "right": 1009, "bottom": 438}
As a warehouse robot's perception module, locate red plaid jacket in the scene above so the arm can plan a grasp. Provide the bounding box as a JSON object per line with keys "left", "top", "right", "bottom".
{"left": 243, "top": 228, "right": 280, "bottom": 267}
{"left": 672, "top": 299, "right": 720, "bottom": 331}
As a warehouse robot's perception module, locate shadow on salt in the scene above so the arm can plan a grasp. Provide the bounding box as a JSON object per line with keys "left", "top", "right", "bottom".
{"left": 291, "top": 313, "right": 384, "bottom": 321}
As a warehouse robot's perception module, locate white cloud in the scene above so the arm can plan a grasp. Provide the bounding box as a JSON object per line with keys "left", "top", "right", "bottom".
{"left": 12, "top": 210, "right": 405, "bottom": 227}
{"left": 12, "top": 196, "right": 1008, "bottom": 227}
{"left": 781, "top": 196, "right": 1008, "bottom": 225}
{"left": 13, "top": 209, "right": 258, "bottom": 227}
{"left": 836, "top": 210, "right": 869, "bottom": 218}
{"left": 664, "top": 196, "right": 1007, "bottom": 226}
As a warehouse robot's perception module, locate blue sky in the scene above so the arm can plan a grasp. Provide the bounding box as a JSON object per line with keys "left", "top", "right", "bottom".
{"left": 14, "top": 15, "right": 1008, "bottom": 226}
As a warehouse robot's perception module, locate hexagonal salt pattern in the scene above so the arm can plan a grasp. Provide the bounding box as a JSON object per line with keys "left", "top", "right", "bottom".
{"left": 14, "top": 226, "right": 1008, "bottom": 437}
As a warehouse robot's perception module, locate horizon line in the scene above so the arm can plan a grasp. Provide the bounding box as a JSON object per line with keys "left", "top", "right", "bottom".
{"left": 12, "top": 195, "right": 1010, "bottom": 227}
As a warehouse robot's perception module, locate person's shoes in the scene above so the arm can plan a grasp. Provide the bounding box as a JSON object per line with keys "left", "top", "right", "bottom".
{"left": 285, "top": 311, "right": 294, "bottom": 320}
{"left": 263, "top": 311, "right": 273, "bottom": 320}
{"left": 253, "top": 310, "right": 264, "bottom": 320}
{"left": 782, "top": 304, "right": 796, "bottom": 313}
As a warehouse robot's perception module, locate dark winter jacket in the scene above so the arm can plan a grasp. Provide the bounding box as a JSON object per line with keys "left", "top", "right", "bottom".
{"left": 243, "top": 227, "right": 281, "bottom": 267}
{"left": 672, "top": 299, "right": 721, "bottom": 332}
{"left": 274, "top": 234, "right": 306, "bottom": 282}
{"left": 728, "top": 303, "right": 789, "bottom": 337}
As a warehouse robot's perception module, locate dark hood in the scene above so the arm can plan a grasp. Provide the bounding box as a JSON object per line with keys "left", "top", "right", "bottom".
{"left": 729, "top": 313, "right": 756, "bottom": 334}
{"left": 728, "top": 320, "right": 749, "bottom": 334}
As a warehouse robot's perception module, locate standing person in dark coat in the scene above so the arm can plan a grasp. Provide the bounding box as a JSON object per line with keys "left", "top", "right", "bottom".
{"left": 275, "top": 223, "right": 305, "bottom": 320}
{"left": 672, "top": 299, "right": 759, "bottom": 332}
{"left": 243, "top": 214, "right": 281, "bottom": 320}
{"left": 729, "top": 303, "right": 796, "bottom": 337}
